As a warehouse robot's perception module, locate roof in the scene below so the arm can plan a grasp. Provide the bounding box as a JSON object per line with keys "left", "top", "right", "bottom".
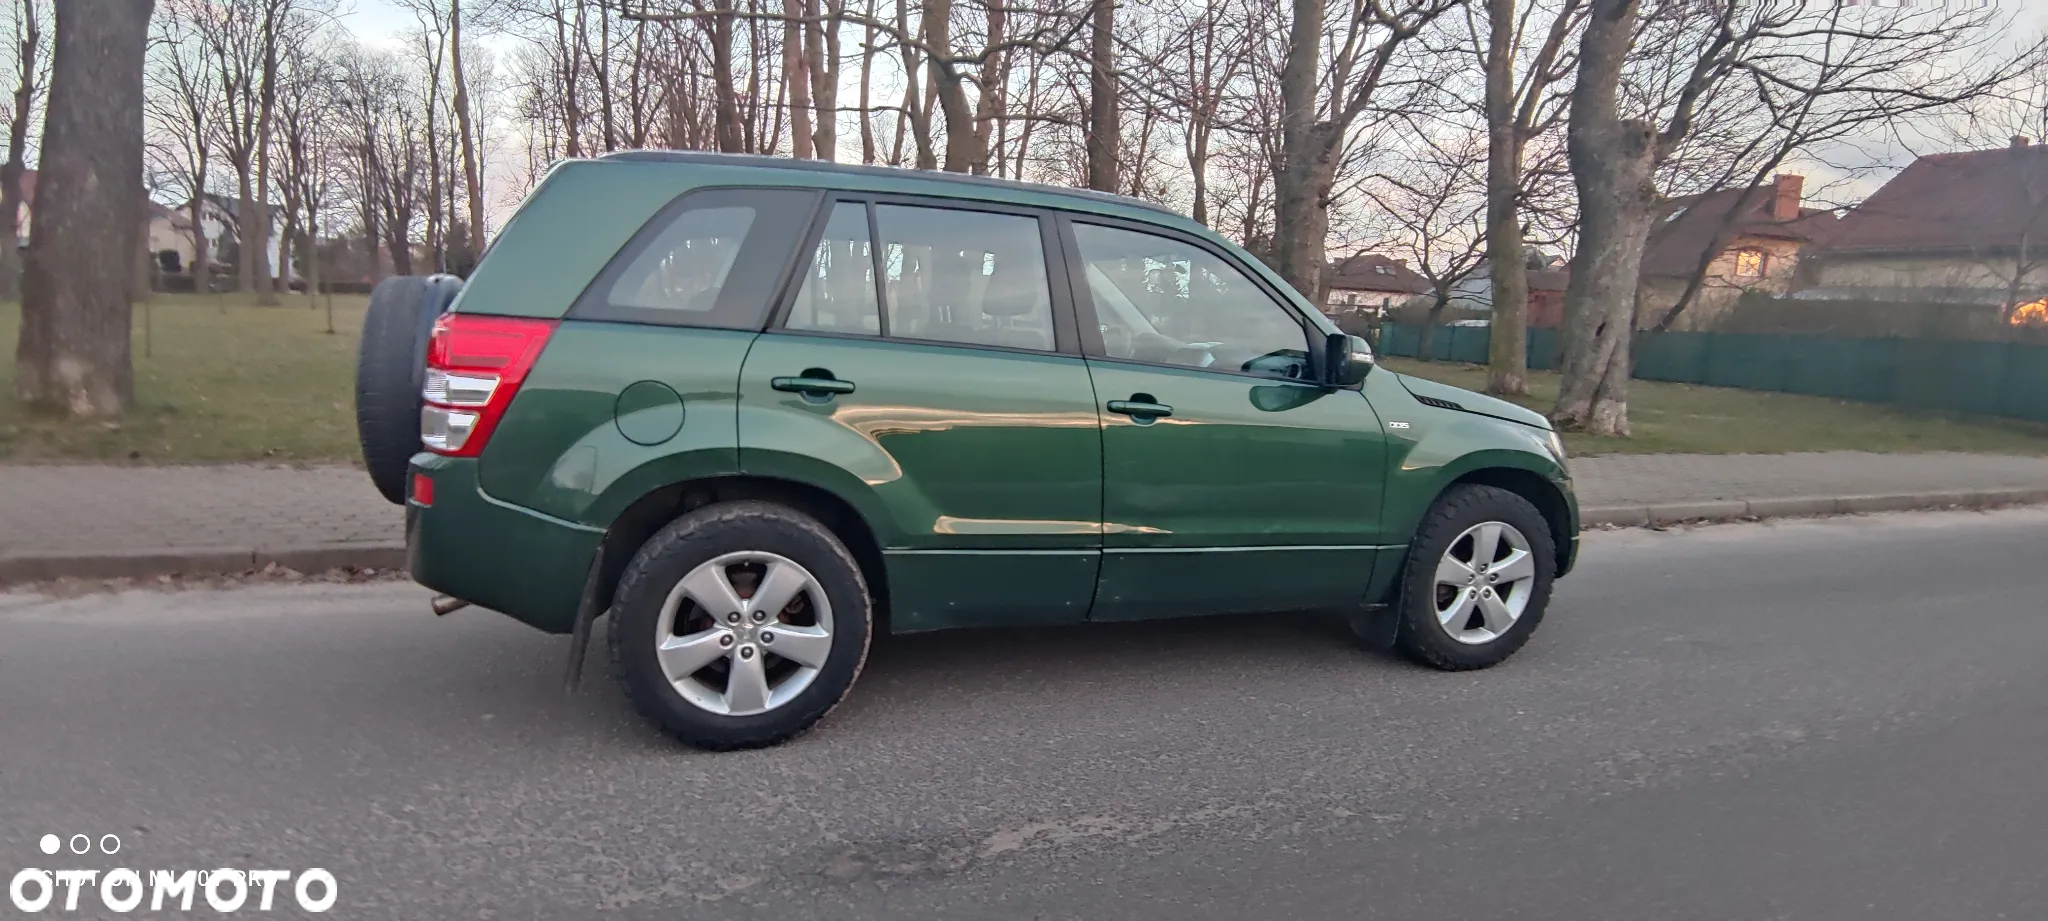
{"left": 1643, "top": 185, "right": 1837, "bottom": 278}
{"left": 1528, "top": 267, "right": 1569, "bottom": 292}
{"left": 598, "top": 150, "right": 1179, "bottom": 218}
{"left": 1821, "top": 144, "right": 2048, "bottom": 256}
{"left": 1324, "top": 253, "right": 1431, "bottom": 294}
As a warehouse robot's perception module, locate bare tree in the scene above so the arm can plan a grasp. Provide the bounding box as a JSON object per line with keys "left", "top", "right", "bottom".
{"left": 1362, "top": 125, "right": 1490, "bottom": 360}
{"left": 16, "top": 0, "right": 155, "bottom": 416}
{"left": 1476, "top": 0, "right": 1583, "bottom": 394}
{"left": 147, "top": 1, "right": 219, "bottom": 287}
{"left": 1273, "top": 0, "right": 1462, "bottom": 304}
{"left": 1, "top": 0, "right": 50, "bottom": 300}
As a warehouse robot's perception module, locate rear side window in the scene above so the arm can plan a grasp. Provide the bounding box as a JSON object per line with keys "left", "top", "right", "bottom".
{"left": 572, "top": 187, "right": 819, "bottom": 329}
{"left": 876, "top": 204, "right": 1056, "bottom": 352}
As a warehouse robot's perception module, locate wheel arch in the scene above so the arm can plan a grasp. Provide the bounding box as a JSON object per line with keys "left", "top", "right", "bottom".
{"left": 1441, "top": 466, "right": 1576, "bottom": 578}
{"left": 589, "top": 475, "right": 891, "bottom": 631}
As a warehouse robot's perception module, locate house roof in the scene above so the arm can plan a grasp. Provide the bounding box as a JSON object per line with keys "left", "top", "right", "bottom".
{"left": 1528, "top": 267, "right": 1569, "bottom": 292}
{"left": 1324, "top": 253, "right": 1432, "bottom": 295}
{"left": 1642, "top": 184, "right": 1837, "bottom": 278}
{"left": 1821, "top": 143, "right": 2048, "bottom": 256}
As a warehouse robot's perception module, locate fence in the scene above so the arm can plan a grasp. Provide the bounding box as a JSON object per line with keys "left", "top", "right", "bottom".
{"left": 1374, "top": 323, "right": 2048, "bottom": 425}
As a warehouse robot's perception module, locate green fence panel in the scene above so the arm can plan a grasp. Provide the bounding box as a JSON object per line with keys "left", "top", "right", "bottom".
{"left": 1703, "top": 333, "right": 1794, "bottom": 393}
{"left": 1781, "top": 336, "right": 1897, "bottom": 403}
{"left": 1997, "top": 345, "right": 2048, "bottom": 423}
{"left": 1379, "top": 324, "right": 1421, "bottom": 358}
{"left": 1632, "top": 332, "right": 1711, "bottom": 384}
{"left": 1449, "top": 326, "right": 1490, "bottom": 363}
{"left": 1528, "top": 327, "right": 1560, "bottom": 371}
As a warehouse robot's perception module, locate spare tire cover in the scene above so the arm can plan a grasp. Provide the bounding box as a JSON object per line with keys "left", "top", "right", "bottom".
{"left": 355, "top": 274, "right": 465, "bottom": 505}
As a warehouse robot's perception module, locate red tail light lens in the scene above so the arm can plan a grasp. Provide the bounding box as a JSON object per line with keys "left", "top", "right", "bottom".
{"left": 420, "top": 314, "right": 556, "bottom": 457}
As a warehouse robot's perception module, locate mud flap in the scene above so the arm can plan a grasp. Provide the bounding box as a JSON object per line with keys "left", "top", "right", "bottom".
{"left": 1348, "top": 603, "right": 1399, "bottom": 651}
{"left": 562, "top": 551, "right": 608, "bottom": 693}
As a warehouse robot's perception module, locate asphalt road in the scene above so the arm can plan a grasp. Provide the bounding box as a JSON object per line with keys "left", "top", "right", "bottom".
{"left": 4, "top": 508, "right": 2047, "bottom": 920}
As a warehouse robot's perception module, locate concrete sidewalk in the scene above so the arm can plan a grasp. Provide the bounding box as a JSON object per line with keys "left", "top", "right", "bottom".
{"left": 3, "top": 452, "right": 2046, "bottom": 582}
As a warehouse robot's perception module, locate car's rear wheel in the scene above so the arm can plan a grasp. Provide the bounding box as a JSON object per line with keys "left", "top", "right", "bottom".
{"left": 354, "top": 274, "right": 464, "bottom": 505}
{"left": 608, "top": 501, "right": 871, "bottom": 751}
{"left": 1390, "top": 484, "right": 1555, "bottom": 670}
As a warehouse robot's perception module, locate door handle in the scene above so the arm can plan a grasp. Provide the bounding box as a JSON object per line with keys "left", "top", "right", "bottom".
{"left": 1107, "top": 397, "right": 1173, "bottom": 420}
{"left": 771, "top": 375, "right": 856, "bottom": 396}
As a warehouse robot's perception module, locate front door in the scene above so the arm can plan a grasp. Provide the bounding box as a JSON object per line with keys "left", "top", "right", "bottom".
{"left": 738, "top": 198, "right": 1103, "bottom": 632}
{"left": 1060, "top": 217, "right": 1391, "bottom": 621}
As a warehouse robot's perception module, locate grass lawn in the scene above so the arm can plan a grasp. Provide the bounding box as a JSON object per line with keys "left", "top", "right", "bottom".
{"left": 1, "top": 293, "right": 369, "bottom": 464}
{"left": 4, "top": 296, "right": 2045, "bottom": 463}
{"left": 1384, "top": 358, "right": 2048, "bottom": 457}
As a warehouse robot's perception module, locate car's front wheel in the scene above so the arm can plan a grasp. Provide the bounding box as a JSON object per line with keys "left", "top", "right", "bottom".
{"left": 608, "top": 501, "right": 872, "bottom": 750}
{"left": 1391, "top": 484, "right": 1555, "bottom": 670}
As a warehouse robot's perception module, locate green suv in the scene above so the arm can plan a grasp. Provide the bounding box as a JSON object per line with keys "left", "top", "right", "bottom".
{"left": 353, "top": 152, "right": 1579, "bottom": 751}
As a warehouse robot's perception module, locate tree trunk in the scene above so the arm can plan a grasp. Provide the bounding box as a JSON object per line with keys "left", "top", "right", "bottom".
{"left": 857, "top": 1, "right": 876, "bottom": 163}
{"left": 921, "top": 0, "right": 978, "bottom": 173}
{"left": 1415, "top": 292, "right": 1452, "bottom": 362}
{"left": 1272, "top": 0, "right": 1330, "bottom": 302}
{"left": 252, "top": 14, "right": 280, "bottom": 306}
{"left": 1482, "top": 0, "right": 1528, "bottom": 396}
{"left": 970, "top": 2, "right": 1005, "bottom": 176}
{"left": 809, "top": 0, "right": 838, "bottom": 160}
{"left": 782, "top": 0, "right": 812, "bottom": 158}
{"left": 1554, "top": 0, "right": 1650, "bottom": 436}
{"left": 1085, "top": 0, "right": 1117, "bottom": 191}
{"left": 16, "top": 0, "right": 153, "bottom": 417}
{"left": 187, "top": 169, "right": 208, "bottom": 290}
{"left": 451, "top": 0, "right": 485, "bottom": 257}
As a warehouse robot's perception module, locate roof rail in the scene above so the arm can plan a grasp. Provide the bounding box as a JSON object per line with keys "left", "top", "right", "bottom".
{"left": 596, "top": 150, "right": 1180, "bottom": 217}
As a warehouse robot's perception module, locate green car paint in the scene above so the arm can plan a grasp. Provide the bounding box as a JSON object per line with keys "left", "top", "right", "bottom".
{"left": 406, "top": 152, "right": 1578, "bottom": 638}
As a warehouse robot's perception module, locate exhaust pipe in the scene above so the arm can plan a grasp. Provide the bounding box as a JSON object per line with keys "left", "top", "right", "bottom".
{"left": 431, "top": 595, "right": 472, "bottom": 616}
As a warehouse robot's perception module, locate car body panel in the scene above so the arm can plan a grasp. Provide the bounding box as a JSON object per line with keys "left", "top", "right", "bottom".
{"left": 737, "top": 331, "right": 1105, "bottom": 630}
{"left": 407, "top": 454, "right": 602, "bottom": 634}
{"left": 1083, "top": 361, "right": 1392, "bottom": 620}
{"left": 479, "top": 323, "right": 752, "bottom": 526}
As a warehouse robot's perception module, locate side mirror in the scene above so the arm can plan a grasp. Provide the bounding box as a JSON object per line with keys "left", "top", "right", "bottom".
{"left": 1322, "top": 332, "right": 1374, "bottom": 388}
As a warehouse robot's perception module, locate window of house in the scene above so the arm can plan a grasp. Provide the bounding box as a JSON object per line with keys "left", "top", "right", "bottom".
{"left": 1733, "top": 248, "right": 1767, "bottom": 278}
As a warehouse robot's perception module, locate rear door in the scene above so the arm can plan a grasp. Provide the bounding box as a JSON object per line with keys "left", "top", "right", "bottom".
{"left": 1058, "top": 215, "right": 1392, "bottom": 622}
{"left": 738, "top": 196, "right": 1104, "bottom": 632}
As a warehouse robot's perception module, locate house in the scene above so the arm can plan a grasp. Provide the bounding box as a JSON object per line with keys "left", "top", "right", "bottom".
{"left": 1445, "top": 257, "right": 1571, "bottom": 327}
{"left": 1322, "top": 253, "right": 1431, "bottom": 319}
{"left": 1802, "top": 137, "right": 2047, "bottom": 313}
{"left": 147, "top": 196, "right": 236, "bottom": 275}
{"left": 1636, "top": 174, "right": 1838, "bottom": 330}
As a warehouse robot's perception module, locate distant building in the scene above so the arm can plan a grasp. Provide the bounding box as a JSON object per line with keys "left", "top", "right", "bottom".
{"left": 1803, "top": 137, "right": 2047, "bottom": 313}
{"left": 1446, "top": 257, "right": 1571, "bottom": 327}
{"left": 1636, "top": 174, "right": 1838, "bottom": 330}
{"left": 1322, "top": 253, "right": 1431, "bottom": 320}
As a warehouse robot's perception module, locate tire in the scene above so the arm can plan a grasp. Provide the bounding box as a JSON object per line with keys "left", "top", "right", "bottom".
{"left": 608, "top": 501, "right": 872, "bottom": 751}
{"left": 354, "top": 274, "right": 464, "bottom": 505}
{"left": 1390, "top": 484, "right": 1556, "bottom": 671}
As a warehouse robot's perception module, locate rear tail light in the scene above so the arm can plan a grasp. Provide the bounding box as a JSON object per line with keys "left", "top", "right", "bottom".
{"left": 420, "top": 314, "right": 556, "bottom": 456}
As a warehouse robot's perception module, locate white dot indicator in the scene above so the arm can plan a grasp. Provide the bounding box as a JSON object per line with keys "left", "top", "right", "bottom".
{"left": 39, "top": 834, "right": 59, "bottom": 855}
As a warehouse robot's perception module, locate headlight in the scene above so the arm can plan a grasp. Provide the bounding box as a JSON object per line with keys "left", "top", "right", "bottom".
{"left": 1545, "top": 430, "right": 1569, "bottom": 474}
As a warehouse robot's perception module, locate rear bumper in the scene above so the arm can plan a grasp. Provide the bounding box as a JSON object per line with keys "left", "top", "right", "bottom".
{"left": 406, "top": 454, "right": 602, "bottom": 634}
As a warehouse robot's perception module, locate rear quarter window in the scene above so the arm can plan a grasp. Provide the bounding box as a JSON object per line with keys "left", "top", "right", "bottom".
{"left": 570, "top": 187, "right": 820, "bottom": 329}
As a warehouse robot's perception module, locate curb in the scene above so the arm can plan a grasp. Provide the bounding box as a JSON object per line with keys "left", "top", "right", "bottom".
{"left": 0, "top": 543, "right": 406, "bottom": 587}
{"left": 1581, "top": 487, "right": 2048, "bottom": 528}
{"left": 4, "top": 489, "right": 2046, "bottom": 586}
